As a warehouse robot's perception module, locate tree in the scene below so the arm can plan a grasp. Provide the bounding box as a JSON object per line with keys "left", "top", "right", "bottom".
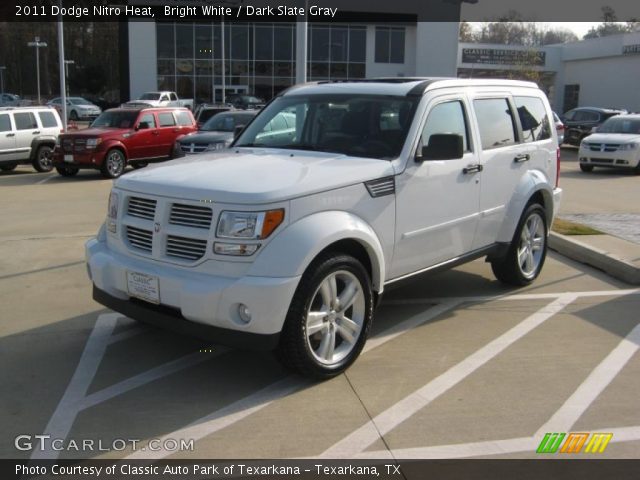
{"left": 460, "top": 18, "right": 577, "bottom": 46}
{"left": 583, "top": 7, "right": 638, "bottom": 39}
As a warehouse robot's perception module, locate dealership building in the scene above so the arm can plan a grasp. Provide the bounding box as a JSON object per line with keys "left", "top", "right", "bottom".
{"left": 123, "top": 9, "right": 640, "bottom": 113}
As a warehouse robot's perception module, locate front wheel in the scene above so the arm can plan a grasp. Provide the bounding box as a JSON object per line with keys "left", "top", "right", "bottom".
{"left": 33, "top": 145, "right": 54, "bottom": 172}
{"left": 276, "top": 252, "right": 373, "bottom": 379}
{"left": 491, "top": 203, "right": 548, "bottom": 286}
{"left": 580, "top": 163, "right": 594, "bottom": 173}
{"left": 101, "top": 149, "right": 126, "bottom": 178}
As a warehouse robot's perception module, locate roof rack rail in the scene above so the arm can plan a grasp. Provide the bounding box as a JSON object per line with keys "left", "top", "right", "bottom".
{"left": 0, "top": 105, "right": 53, "bottom": 111}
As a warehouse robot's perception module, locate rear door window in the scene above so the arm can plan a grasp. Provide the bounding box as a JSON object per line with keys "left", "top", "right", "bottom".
{"left": 514, "top": 96, "right": 551, "bottom": 143}
{"left": 0, "top": 113, "right": 12, "bottom": 132}
{"left": 473, "top": 98, "right": 517, "bottom": 150}
{"left": 14, "top": 112, "right": 38, "bottom": 130}
{"left": 158, "top": 112, "right": 176, "bottom": 127}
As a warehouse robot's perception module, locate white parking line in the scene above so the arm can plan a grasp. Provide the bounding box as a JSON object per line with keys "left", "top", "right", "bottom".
{"left": 318, "top": 294, "right": 578, "bottom": 458}
{"left": 36, "top": 175, "right": 55, "bottom": 185}
{"left": 31, "top": 313, "right": 119, "bottom": 460}
{"left": 535, "top": 322, "right": 640, "bottom": 436}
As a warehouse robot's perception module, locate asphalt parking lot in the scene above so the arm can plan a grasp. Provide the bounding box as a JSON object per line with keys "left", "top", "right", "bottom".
{"left": 1, "top": 154, "right": 639, "bottom": 461}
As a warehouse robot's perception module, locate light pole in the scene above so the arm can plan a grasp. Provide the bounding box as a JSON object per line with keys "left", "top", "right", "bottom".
{"left": 64, "top": 60, "right": 74, "bottom": 96}
{"left": 27, "top": 36, "right": 47, "bottom": 105}
{"left": 0, "top": 66, "right": 6, "bottom": 97}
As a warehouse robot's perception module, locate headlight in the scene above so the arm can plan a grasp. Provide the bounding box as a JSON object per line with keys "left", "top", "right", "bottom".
{"left": 86, "top": 138, "right": 102, "bottom": 149}
{"left": 216, "top": 209, "right": 284, "bottom": 239}
{"left": 107, "top": 191, "right": 119, "bottom": 233}
{"left": 207, "top": 142, "right": 226, "bottom": 151}
{"left": 619, "top": 142, "right": 639, "bottom": 151}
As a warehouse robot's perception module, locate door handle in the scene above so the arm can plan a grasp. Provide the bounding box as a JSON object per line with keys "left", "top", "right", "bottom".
{"left": 173, "top": 128, "right": 180, "bottom": 132}
{"left": 32, "top": 130, "right": 41, "bottom": 134}
{"left": 6, "top": 133, "right": 15, "bottom": 137}
{"left": 514, "top": 153, "right": 530, "bottom": 163}
{"left": 152, "top": 130, "right": 160, "bottom": 135}
{"left": 462, "top": 164, "right": 483, "bottom": 174}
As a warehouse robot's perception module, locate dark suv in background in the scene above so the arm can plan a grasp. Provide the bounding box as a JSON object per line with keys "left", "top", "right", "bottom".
{"left": 561, "top": 107, "right": 625, "bottom": 146}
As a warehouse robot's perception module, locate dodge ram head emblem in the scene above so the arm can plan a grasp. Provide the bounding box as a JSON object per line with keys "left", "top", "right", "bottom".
{"left": 154, "top": 222, "right": 161, "bottom": 233}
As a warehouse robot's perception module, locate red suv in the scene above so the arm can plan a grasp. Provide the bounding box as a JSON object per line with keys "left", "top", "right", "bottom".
{"left": 52, "top": 107, "right": 197, "bottom": 178}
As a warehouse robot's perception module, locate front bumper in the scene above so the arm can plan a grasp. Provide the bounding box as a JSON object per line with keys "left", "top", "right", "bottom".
{"left": 86, "top": 237, "right": 301, "bottom": 349}
{"left": 53, "top": 149, "right": 107, "bottom": 168}
{"left": 578, "top": 148, "right": 640, "bottom": 168}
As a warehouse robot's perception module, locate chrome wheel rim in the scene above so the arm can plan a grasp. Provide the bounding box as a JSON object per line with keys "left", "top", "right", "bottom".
{"left": 107, "top": 152, "right": 123, "bottom": 176}
{"left": 305, "top": 270, "right": 365, "bottom": 366}
{"left": 38, "top": 148, "right": 52, "bottom": 169}
{"left": 517, "top": 212, "right": 545, "bottom": 279}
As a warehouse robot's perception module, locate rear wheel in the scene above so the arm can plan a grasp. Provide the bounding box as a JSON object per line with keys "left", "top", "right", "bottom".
{"left": 170, "top": 142, "right": 184, "bottom": 159}
{"left": 101, "top": 149, "right": 126, "bottom": 178}
{"left": 69, "top": 110, "right": 78, "bottom": 121}
{"left": 491, "top": 203, "right": 548, "bottom": 286}
{"left": 55, "top": 166, "right": 79, "bottom": 177}
{"left": 32, "top": 145, "right": 54, "bottom": 172}
{"left": 580, "top": 163, "right": 594, "bottom": 173}
{"left": 0, "top": 163, "right": 17, "bottom": 172}
{"left": 276, "top": 252, "right": 373, "bottom": 379}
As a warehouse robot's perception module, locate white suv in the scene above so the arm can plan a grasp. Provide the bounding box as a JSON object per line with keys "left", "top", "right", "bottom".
{"left": 0, "top": 106, "right": 63, "bottom": 172}
{"left": 86, "top": 79, "right": 562, "bottom": 378}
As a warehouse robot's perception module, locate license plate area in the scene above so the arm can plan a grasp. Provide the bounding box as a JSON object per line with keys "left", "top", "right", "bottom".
{"left": 126, "top": 271, "right": 160, "bottom": 304}
{"left": 64, "top": 154, "right": 74, "bottom": 163}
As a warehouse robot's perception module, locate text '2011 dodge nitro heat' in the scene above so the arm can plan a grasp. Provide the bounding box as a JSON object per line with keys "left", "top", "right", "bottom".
{"left": 86, "top": 78, "right": 562, "bottom": 378}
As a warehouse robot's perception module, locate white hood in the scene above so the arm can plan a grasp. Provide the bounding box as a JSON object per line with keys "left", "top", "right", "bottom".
{"left": 115, "top": 148, "right": 395, "bottom": 205}
{"left": 583, "top": 133, "right": 640, "bottom": 144}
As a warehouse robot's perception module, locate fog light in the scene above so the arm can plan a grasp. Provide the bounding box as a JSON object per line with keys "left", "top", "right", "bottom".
{"left": 238, "top": 304, "right": 252, "bottom": 323}
{"left": 214, "top": 242, "right": 259, "bottom": 256}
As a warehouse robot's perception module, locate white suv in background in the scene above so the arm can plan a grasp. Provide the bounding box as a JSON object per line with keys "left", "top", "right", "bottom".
{"left": 0, "top": 106, "right": 63, "bottom": 172}
{"left": 86, "top": 78, "right": 562, "bottom": 378}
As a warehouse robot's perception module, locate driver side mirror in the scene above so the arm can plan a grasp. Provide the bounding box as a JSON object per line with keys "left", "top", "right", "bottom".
{"left": 136, "top": 121, "right": 150, "bottom": 131}
{"left": 418, "top": 134, "right": 464, "bottom": 161}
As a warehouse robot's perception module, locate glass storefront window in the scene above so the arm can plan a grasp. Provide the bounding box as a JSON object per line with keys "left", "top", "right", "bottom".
{"left": 195, "top": 25, "right": 213, "bottom": 59}
{"left": 157, "top": 23, "right": 175, "bottom": 58}
{"left": 176, "top": 24, "right": 194, "bottom": 58}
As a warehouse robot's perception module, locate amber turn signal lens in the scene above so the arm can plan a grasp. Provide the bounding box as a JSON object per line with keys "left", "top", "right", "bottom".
{"left": 261, "top": 209, "right": 285, "bottom": 238}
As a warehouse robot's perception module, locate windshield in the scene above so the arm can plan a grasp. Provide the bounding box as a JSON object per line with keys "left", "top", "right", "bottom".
{"left": 70, "top": 97, "right": 92, "bottom": 105}
{"left": 91, "top": 111, "right": 139, "bottom": 129}
{"left": 597, "top": 117, "right": 640, "bottom": 134}
{"left": 234, "top": 94, "right": 418, "bottom": 160}
{"left": 139, "top": 93, "right": 161, "bottom": 100}
{"left": 203, "top": 113, "right": 254, "bottom": 132}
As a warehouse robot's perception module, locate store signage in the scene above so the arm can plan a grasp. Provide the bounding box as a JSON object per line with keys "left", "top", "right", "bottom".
{"left": 461, "top": 48, "right": 546, "bottom": 66}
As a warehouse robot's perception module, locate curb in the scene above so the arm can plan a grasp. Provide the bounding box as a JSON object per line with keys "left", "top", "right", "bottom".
{"left": 549, "top": 232, "right": 640, "bottom": 285}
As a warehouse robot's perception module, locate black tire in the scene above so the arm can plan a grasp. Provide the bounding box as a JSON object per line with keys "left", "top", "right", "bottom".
{"left": 101, "top": 149, "right": 126, "bottom": 178}
{"left": 131, "top": 162, "right": 148, "bottom": 169}
{"left": 580, "top": 163, "right": 594, "bottom": 173}
{"left": 170, "top": 142, "right": 184, "bottom": 159}
{"left": 0, "top": 163, "right": 17, "bottom": 172}
{"left": 69, "top": 110, "right": 78, "bottom": 121}
{"left": 491, "top": 203, "right": 548, "bottom": 286}
{"left": 276, "top": 252, "right": 373, "bottom": 379}
{"left": 32, "top": 145, "right": 54, "bottom": 172}
{"left": 55, "top": 166, "right": 79, "bottom": 177}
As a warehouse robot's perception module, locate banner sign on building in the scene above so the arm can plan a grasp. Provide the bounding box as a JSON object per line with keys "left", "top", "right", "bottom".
{"left": 461, "top": 48, "right": 546, "bottom": 66}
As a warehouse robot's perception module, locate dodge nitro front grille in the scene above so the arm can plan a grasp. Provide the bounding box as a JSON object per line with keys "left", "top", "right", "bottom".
{"left": 181, "top": 143, "right": 209, "bottom": 154}
{"left": 587, "top": 143, "right": 619, "bottom": 152}
{"left": 127, "top": 197, "right": 157, "bottom": 220}
{"left": 169, "top": 203, "right": 213, "bottom": 229}
{"left": 126, "top": 226, "right": 153, "bottom": 253}
{"left": 166, "top": 235, "right": 208, "bottom": 261}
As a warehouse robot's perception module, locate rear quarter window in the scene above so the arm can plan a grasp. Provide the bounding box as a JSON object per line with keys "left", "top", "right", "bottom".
{"left": 38, "top": 111, "right": 59, "bottom": 128}
{"left": 514, "top": 96, "right": 551, "bottom": 143}
{"left": 175, "top": 111, "right": 193, "bottom": 126}
{"left": 473, "top": 98, "right": 517, "bottom": 150}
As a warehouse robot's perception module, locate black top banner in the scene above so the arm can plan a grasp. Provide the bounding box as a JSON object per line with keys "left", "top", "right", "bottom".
{"left": 1, "top": 0, "right": 639, "bottom": 22}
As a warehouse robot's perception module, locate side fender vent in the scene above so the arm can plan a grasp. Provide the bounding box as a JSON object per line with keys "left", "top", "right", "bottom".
{"left": 365, "top": 177, "right": 395, "bottom": 198}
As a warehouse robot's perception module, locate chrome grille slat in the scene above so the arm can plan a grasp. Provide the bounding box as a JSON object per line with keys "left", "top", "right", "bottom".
{"left": 127, "top": 197, "right": 157, "bottom": 220}
{"left": 126, "top": 226, "right": 153, "bottom": 253}
{"left": 165, "top": 235, "right": 207, "bottom": 261}
{"left": 169, "top": 203, "right": 213, "bottom": 230}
